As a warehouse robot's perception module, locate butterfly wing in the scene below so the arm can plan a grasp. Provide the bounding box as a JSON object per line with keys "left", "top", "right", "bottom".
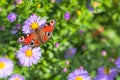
{"left": 37, "top": 20, "right": 55, "bottom": 43}
{"left": 28, "top": 33, "right": 41, "bottom": 47}
{"left": 18, "top": 33, "right": 34, "bottom": 45}
{"left": 18, "top": 33, "right": 41, "bottom": 47}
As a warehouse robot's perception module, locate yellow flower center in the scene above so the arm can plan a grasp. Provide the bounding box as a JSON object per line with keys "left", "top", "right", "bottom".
{"left": 30, "top": 22, "right": 39, "bottom": 30}
{"left": 103, "top": 68, "right": 109, "bottom": 74}
{"left": 0, "top": 62, "right": 5, "bottom": 69}
{"left": 37, "top": 4, "right": 41, "bottom": 8}
{"left": 14, "top": 78, "right": 20, "bottom": 80}
{"left": 77, "top": 10, "right": 81, "bottom": 15}
{"left": 75, "top": 76, "right": 83, "bottom": 80}
{"left": 25, "top": 49, "right": 33, "bottom": 57}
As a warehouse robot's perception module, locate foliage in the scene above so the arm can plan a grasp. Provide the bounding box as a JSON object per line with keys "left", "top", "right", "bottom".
{"left": 0, "top": 0, "right": 120, "bottom": 80}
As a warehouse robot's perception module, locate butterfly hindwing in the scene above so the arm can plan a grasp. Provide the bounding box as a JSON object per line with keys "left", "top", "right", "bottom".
{"left": 37, "top": 20, "right": 55, "bottom": 43}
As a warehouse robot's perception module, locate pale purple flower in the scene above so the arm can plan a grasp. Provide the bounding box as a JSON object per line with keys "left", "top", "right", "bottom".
{"left": 0, "top": 57, "right": 14, "bottom": 78}
{"left": 63, "top": 68, "right": 67, "bottom": 73}
{"left": 109, "top": 68, "right": 117, "bottom": 78}
{"left": 94, "top": 66, "right": 117, "bottom": 80}
{"left": 55, "top": 42, "right": 59, "bottom": 48}
{"left": 87, "top": 6, "right": 94, "bottom": 12}
{"left": 115, "top": 57, "right": 120, "bottom": 68}
{"left": 81, "top": 45, "right": 87, "bottom": 50}
{"left": 78, "top": 66, "right": 84, "bottom": 70}
{"left": 68, "top": 68, "right": 91, "bottom": 80}
{"left": 101, "top": 50, "right": 107, "bottom": 56}
{"left": 10, "top": 29, "right": 17, "bottom": 34}
{"left": 64, "top": 12, "right": 70, "bottom": 20}
{"left": 13, "top": 0, "right": 23, "bottom": 5}
{"left": 98, "top": 67, "right": 117, "bottom": 77}
{"left": 65, "top": 60, "right": 70, "bottom": 65}
{"left": 16, "top": 0, "right": 23, "bottom": 4}
{"left": 9, "top": 74, "right": 24, "bottom": 80}
{"left": 94, "top": 75, "right": 112, "bottom": 80}
{"left": 13, "top": 1, "right": 17, "bottom": 5}
{"left": 15, "top": 24, "right": 21, "bottom": 29}
{"left": 108, "top": 57, "right": 113, "bottom": 62}
{"left": 0, "top": 26, "right": 5, "bottom": 31}
{"left": 7, "top": 12, "right": 17, "bottom": 22}
{"left": 79, "top": 29, "right": 83, "bottom": 34}
{"left": 22, "top": 14, "right": 46, "bottom": 34}
{"left": 64, "top": 47, "right": 77, "bottom": 58}
{"left": 108, "top": 57, "right": 115, "bottom": 64}
{"left": 16, "top": 46, "right": 41, "bottom": 66}
{"left": 86, "top": 0, "right": 94, "bottom": 12}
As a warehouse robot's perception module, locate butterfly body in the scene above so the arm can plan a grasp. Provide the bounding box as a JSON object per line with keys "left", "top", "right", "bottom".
{"left": 18, "top": 20, "right": 55, "bottom": 47}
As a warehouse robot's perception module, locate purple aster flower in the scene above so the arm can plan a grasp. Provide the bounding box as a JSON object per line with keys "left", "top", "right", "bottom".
{"left": 16, "top": 0, "right": 23, "bottom": 4}
{"left": 13, "top": 0, "right": 23, "bottom": 5}
{"left": 79, "top": 29, "right": 83, "bottom": 34}
{"left": 81, "top": 45, "right": 87, "bottom": 50}
{"left": 63, "top": 68, "right": 67, "bottom": 73}
{"left": 65, "top": 60, "right": 70, "bottom": 65}
{"left": 10, "top": 29, "right": 18, "bottom": 34}
{"left": 0, "top": 57, "right": 14, "bottom": 78}
{"left": 115, "top": 57, "right": 120, "bottom": 68}
{"left": 101, "top": 50, "right": 107, "bottom": 56}
{"left": 22, "top": 14, "right": 46, "bottom": 34}
{"left": 64, "top": 12, "right": 70, "bottom": 20}
{"left": 15, "top": 24, "right": 21, "bottom": 29}
{"left": 78, "top": 66, "right": 84, "bottom": 70}
{"left": 94, "top": 75, "right": 112, "bottom": 80}
{"left": 64, "top": 47, "right": 77, "bottom": 58}
{"left": 109, "top": 68, "right": 117, "bottom": 78}
{"left": 86, "top": 0, "right": 94, "bottom": 12}
{"left": 9, "top": 74, "right": 24, "bottom": 80}
{"left": 16, "top": 46, "right": 41, "bottom": 66}
{"left": 0, "top": 26, "right": 5, "bottom": 31}
{"left": 13, "top": 1, "right": 17, "bottom": 5}
{"left": 68, "top": 68, "right": 92, "bottom": 80}
{"left": 108, "top": 57, "right": 113, "bottom": 62}
{"left": 7, "top": 12, "right": 17, "bottom": 22}
{"left": 87, "top": 6, "right": 94, "bottom": 12}
{"left": 94, "top": 66, "right": 117, "bottom": 80}
{"left": 55, "top": 42, "right": 59, "bottom": 48}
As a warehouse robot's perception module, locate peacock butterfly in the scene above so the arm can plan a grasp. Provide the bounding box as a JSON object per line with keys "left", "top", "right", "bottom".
{"left": 18, "top": 20, "right": 56, "bottom": 47}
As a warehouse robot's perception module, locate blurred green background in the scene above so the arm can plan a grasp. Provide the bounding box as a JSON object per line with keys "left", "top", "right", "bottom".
{"left": 0, "top": 0, "right": 120, "bottom": 80}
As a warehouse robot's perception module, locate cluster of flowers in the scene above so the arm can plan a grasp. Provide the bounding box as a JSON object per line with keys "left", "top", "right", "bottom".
{"left": 0, "top": 57, "right": 24, "bottom": 79}
{"left": 65, "top": 48, "right": 120, "bottom": 80}
{"left": 0, "top": 9, "right": 73, "bottom": 79}
{"left": 9, "top": 13, "right": 46, "bottom": 67}
{"left": 17, "top": 14, "right": 46, "bottom": 66}
{"left": 67, "top": 66, "right": 118, "bottom": 80}
{"left": 1, "top": 4, "right": 119, "bottom": 79}
{"left": 0, "top": 12, "right": 47, "bottom": 79}
{"left": 64, "top": 47, "right": 120, "bottom": 80}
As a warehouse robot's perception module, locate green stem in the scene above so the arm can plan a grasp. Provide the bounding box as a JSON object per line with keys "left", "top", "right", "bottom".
{"left": 29, "top": 67, "right": 31, "bottom": 80}
{"left": 4, "top": 77, "right": 6, "bottom": 80}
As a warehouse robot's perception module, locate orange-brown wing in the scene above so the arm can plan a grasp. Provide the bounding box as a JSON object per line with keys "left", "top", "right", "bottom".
{"left": 37, "top": 20, "right": 55, "bottom": 43}
{"left": 30, "top": 33, "right": 41, "bottom": 47}
{"left": 18, "top": 33, "right": 41, "bottom": 47}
